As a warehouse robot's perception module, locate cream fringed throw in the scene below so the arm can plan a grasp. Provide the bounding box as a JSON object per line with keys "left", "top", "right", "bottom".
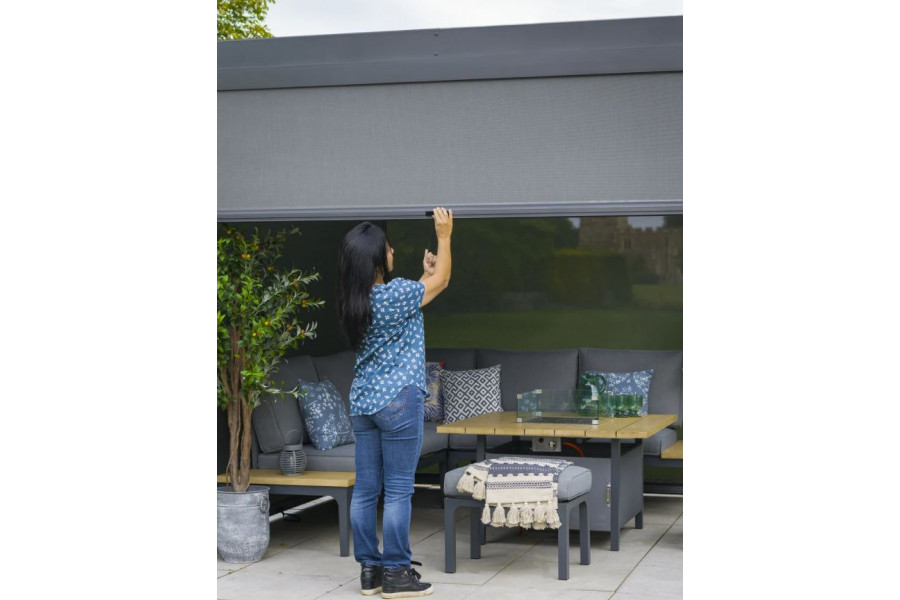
{"left": 456, "top": 456, "right": 573, "bottom": 530}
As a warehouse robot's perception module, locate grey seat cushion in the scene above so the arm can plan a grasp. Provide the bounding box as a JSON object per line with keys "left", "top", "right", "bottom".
{"left": 303, "top": 442, "right": 357, "bottom": 471}
{"left": 260, "top": 426, "right": 449, "bottom": 472}
{"left": 258, "top": 442, "right": 358, "bottom": 472}
{"left": 443, "top": 464, "right": 592, "bottom": 500}
{"left": 643, "top": 427, "right": 677, "bottom": 456}
{"left": 422, "top": 422, "right": 449, "bottom": 455}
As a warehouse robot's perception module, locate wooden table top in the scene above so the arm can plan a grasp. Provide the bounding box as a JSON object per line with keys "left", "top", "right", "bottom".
{"left": 436, "top": 411, "right": 676, "bottom": 439}
{"left": 217, "top": 469, "right": 355, "bottom": 487}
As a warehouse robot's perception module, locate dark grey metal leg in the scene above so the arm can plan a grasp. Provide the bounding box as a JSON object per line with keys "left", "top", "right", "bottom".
{"left": 558, "top": 501, "right": 571, "bottom": 580}
{"left": 470, "top": 507, "right": 482, "bottom": 559}
{"left": 273, "top": 484, "right": 355, "bottom": 557}
{"left": 635, "top": 439, "right": 644, "bottom": 529}
{"left": 610, "top": 439, "right": 620, "bottom": 551}
{"left": 446, "top": 497, "right": 484, "bottom": 572}
{"left": 444, "top": 497, "right": 458, "bottom": 573}
{"left": 334, "top": 488, "right": 352, "bottom": 557}
{"left": 474, "top": 436, "right": 487, "bottom": 546}
{"left": 579, "top": 497, "right": 590, "bottom": 565}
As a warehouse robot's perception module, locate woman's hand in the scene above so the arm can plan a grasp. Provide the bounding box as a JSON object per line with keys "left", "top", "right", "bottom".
{"left": 422, "top": 249, "right": 437, "bottom": 276}
{"left": 433, "top": 206, "right": 453, "bottom": 240}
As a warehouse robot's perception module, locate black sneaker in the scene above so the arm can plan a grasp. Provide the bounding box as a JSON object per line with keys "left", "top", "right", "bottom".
{"left": 381, "top": 564, "right": 433, "bottom": 598}
{"left": 360, "top": 564, "right": 383, "bottom": 596}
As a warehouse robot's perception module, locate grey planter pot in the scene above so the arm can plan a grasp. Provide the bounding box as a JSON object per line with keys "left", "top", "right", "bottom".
{"left": 217, "top": 484, "right": 270, "bottom": 563}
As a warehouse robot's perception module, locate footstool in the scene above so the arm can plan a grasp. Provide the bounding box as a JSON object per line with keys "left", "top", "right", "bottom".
{"left": 442, "top": 464, "right": 592, "bottom": 580}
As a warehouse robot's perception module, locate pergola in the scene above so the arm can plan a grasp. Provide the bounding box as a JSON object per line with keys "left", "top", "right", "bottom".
{"left": 217, "top": 16, "right": 682, "bottom": 222}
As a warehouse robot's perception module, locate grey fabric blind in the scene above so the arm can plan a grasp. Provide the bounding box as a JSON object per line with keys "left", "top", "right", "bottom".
{"left": 218, "top": 73, "right": 682, "bottom": 221}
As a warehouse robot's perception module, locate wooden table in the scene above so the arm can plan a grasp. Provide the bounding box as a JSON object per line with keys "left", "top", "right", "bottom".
{"left": 217, "top": 470, "right": 355, "bottom": 556}
{"left": 437, "top": 411, "right": 676, "bottom": 550}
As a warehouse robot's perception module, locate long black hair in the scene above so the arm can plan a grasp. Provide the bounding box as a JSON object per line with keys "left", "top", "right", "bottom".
{"left": 337, "top": 221, "right": 392, "bottom": 350}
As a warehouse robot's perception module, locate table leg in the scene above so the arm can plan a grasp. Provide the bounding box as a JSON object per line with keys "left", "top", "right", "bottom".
{"left": 635, "top": 439, "right": 644, "bottom": 530}
{"left": 610, "top": 439, "right": 620, "bottom": 551}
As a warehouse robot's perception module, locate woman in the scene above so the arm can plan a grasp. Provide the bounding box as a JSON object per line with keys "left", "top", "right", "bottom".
{"left": 337, "top": 207, "right": 453, "bottom": 598}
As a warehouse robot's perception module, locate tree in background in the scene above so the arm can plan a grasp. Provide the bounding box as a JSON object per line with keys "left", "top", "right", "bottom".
{"left": 218, "top": 0, "right": 276, "bottom": 41}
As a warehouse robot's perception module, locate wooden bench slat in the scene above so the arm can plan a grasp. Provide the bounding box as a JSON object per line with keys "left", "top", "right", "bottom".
{"left": 661, "top": 440, "right": 683, "bottom": 460}
{"left": 217, "top": 469, "right": 355, "bottom": 487}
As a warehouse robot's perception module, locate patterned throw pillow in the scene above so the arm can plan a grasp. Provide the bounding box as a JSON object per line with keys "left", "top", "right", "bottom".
{"left": 297, "top": 378, "right": 356, "bottom": 451}
{"left": 584, "top": 369, "right": 654, "bottom": 415}
{"left": 440, "top": 364, "right": 502, "bottom": 424}
{"left": 423, "top": 361, "right": 446, "bottom": 422}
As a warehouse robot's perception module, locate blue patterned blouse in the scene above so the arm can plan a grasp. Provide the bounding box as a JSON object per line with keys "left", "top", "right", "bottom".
{"left": 349, "top": 278, "right": 427, "bottom": 416}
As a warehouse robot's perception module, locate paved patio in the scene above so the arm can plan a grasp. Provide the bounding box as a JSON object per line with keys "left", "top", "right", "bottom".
{"left": 217, "top": 485, "right": 683, "bottom": 600}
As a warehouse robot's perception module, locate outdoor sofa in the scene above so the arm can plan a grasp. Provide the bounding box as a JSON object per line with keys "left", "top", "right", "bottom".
{"left": 250, "top": 347, "right": 683, "bottom": 479}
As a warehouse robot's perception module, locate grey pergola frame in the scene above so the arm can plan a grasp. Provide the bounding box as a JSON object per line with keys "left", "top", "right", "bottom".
{"left": 218, "top": 16, "right": 682, "bottom": 221}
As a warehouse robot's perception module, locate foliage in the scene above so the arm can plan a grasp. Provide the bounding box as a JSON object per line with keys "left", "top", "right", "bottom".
{"left": 423, "top": 306, "right": 682, "bottom": 351}
{"left": 389, "top": 218, "right": 577, "bottom": 313}
{"left": 217, "top": 225, "right": 323, "bottom": 492}
{"left": 217, "top": 0, "right": 276, "bottom": 41}
{"left": 550, "top": 248, "right": 632, "bottom": 307}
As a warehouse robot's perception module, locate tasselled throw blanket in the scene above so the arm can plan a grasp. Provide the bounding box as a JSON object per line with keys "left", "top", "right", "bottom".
{"left": 456, "top": 456, "right": 573, "bottom": 530}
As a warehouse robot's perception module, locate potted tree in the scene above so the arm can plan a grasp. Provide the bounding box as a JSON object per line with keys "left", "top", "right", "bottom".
{"left": 217, "top": 224, "right": 323, "bottom": 563}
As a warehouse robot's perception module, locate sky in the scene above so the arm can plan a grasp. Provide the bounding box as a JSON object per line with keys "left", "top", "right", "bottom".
{"left": 265, "top": 0, "right": 683, "bottom": 37}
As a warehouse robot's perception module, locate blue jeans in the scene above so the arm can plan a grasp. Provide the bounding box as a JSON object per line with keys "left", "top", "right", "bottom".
{"left": 350, "top": 385, "right": 424, "bottom": 568}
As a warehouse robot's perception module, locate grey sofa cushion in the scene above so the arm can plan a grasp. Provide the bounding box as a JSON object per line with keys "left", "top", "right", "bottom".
{"left": 477, "top": 348, "right": 579, "bottom": 411}
{"left": 426, "top": 348, "right": 477, "bottom": 371}
{"left": 272, "top": 353, "right": 319, "bottom": 390}
{"left": 252, "top": 354, "right": 318, "bottom": 453}
{"left": 643, "top": 427, "right": 677, "bottom": 456}
{"left": 256, "top": 451, "right": 282, "bottom": 470}
{"left": 422, "top": 422, "right": 449, "bottom": 455}
{"left": 312, "top": 351, "right": 356, "bottom": 411}
{"left": 301, "top": 442, "right": 357, "bottom": 472}
{"left": 252, "top": 396, "right": 305, "bottom": 454}
{"left": 579, "top": 349, "right": 682, "bottom": 427}
{"left": 443, "top": 464, "right": 592, "bottom": 500}
{"left": 259, "top": 425, "right": 449, "bottom": 472}
{"left": 257, "top": 443, "right": 357, "bottom": 472}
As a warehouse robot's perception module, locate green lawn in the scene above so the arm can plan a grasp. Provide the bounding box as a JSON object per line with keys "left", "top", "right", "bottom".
{"left": 631, "top": 284, "right": 683, "bottom": 310}
{"left": 425, "top": 306, "right": 682, "bottom": 350}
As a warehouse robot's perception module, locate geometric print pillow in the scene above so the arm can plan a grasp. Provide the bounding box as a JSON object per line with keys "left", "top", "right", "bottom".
{"left": 296, "top": 378, "right": 356, "bottom": 451}
{"left": 439, "top": 364, "right": 502, "bottom": 424}
{"left": 584, "top": 369, "right": 654, "bottom": 415}
{"left": 423, "top": 361, "right": 446, "bottom": 422}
